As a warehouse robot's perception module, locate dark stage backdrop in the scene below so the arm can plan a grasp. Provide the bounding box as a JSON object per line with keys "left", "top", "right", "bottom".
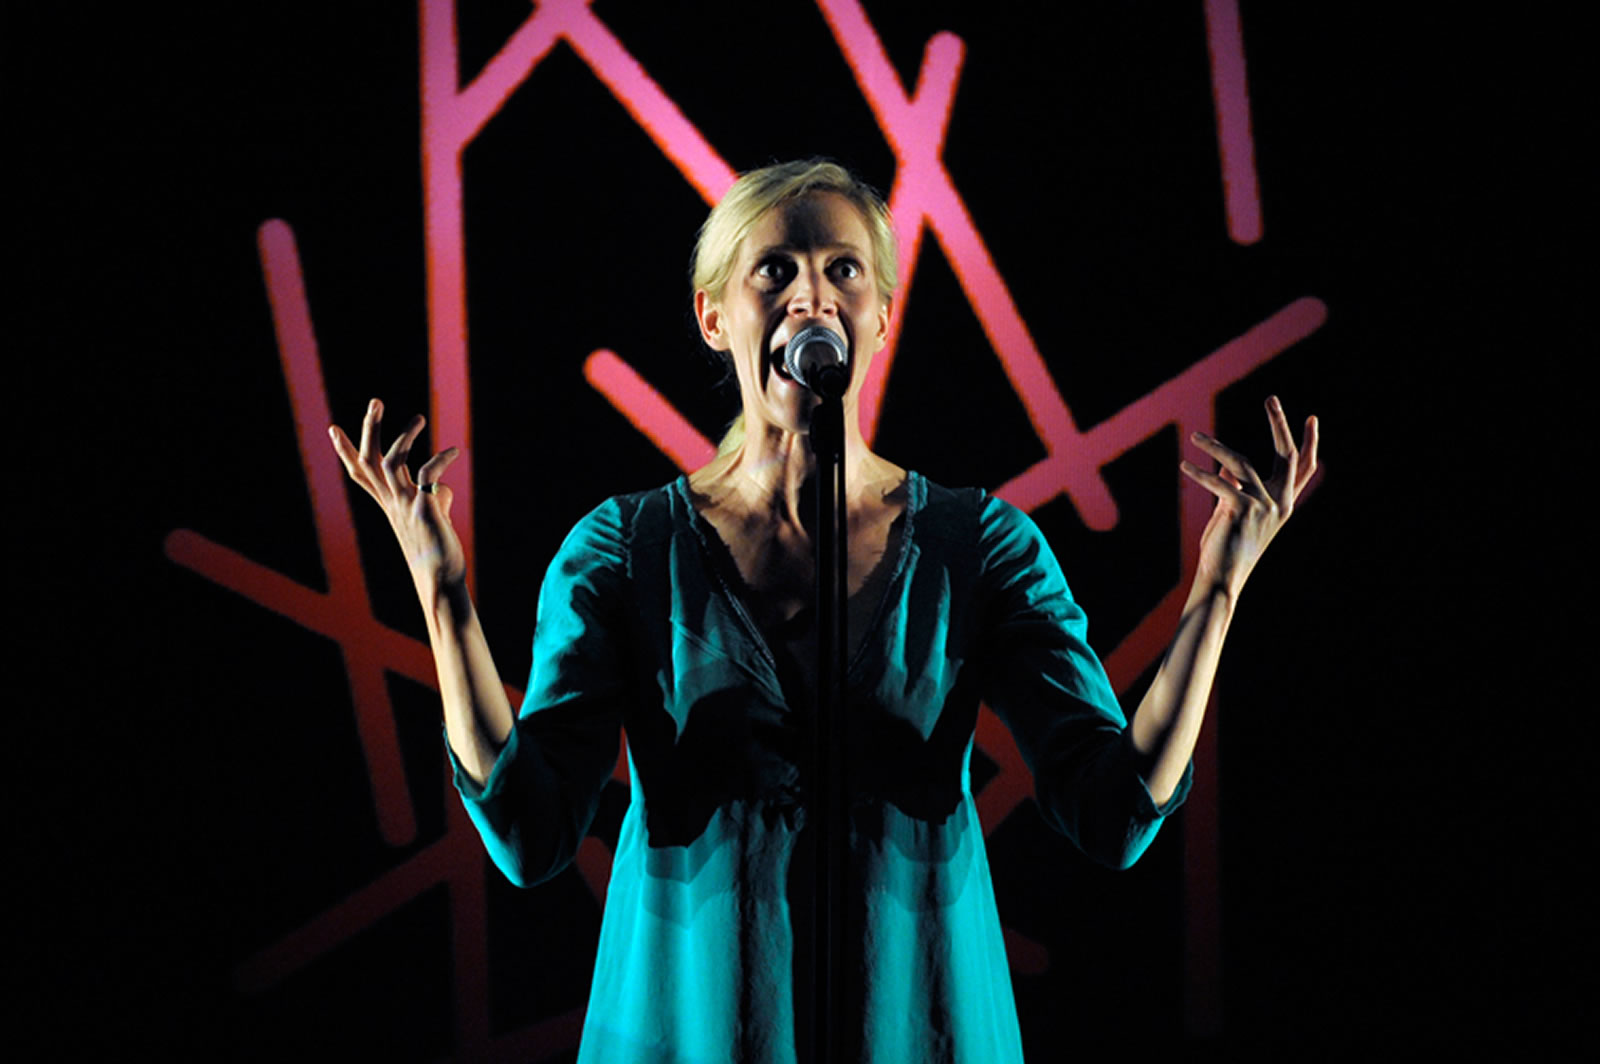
{"left": 36, "top": 2, "right": 1581, "bottom": 1061}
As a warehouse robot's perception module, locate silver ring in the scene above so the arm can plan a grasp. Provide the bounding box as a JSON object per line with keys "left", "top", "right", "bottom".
{"left": 419, "top": 482, "right": 440, "bottom": 495}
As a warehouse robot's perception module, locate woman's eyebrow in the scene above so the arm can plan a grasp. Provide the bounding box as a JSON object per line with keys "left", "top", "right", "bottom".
{"left": 751, "top": 239, "right": 868, "bottom": 258}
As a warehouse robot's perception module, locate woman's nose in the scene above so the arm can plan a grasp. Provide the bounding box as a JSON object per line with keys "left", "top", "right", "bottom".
{"left": 789, "top": 268, "right": 836, "bottom": 317}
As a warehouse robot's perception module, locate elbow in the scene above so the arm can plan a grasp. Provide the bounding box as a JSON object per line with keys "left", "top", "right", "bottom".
{"left": 497, "top": 859, "right": 535, "bottom": 890}
{"left": 1036, "top": 789, "right": 1163, "bottom": 871}
{"left": 484, "top": 835, "right": 536, "bottom": 888}
{"left": 499, "top": 832, "right": 588, "bottom": 883}
{"left": 1081, "top": 817, "right": 1161, "bottom": 871}
{"left": 480, "top": 825, "right": 580, "bottom": 889}
{"left": 1093, "top": 840, "right": 1150, "bottom": 872}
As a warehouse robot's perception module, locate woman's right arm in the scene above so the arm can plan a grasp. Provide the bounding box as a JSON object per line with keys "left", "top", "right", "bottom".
{"left": 329, "top": 398, "right": 512, "bottom": 784}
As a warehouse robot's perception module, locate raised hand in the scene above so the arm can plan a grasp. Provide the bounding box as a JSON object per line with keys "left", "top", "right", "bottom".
{"left": 328, "top": 398, "right": 465, "bottom": 594}
{"left": 1179, "top": 395, "right": 1319, "bottom": 598}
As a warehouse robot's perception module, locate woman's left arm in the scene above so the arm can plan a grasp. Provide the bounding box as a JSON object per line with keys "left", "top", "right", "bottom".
{"left": 1130, "top": 396, "right": 1319, "bottom": 805}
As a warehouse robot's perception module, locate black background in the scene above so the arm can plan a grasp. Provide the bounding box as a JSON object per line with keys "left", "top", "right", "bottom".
{"left": 31, "top": 2, "right": 1581, "bottom": 1059}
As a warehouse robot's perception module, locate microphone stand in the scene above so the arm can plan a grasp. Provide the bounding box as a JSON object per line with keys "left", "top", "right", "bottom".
{"left": 808, "top": 381, "right": 848, "bottom": 1064}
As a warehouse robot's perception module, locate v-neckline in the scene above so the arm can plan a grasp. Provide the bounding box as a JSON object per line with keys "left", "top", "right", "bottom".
{"left": 676, "top": 472, "right": 922, "bottom": 682}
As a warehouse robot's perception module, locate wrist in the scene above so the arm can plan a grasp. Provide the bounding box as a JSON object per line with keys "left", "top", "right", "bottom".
{"left": 418, "top": 574, "right": 473, "bottom": 632}
{"left": 1185, "top": 575, "right": 1240, "bottom": 615}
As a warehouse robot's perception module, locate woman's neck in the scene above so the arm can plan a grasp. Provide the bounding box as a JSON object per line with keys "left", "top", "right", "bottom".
{"left": 694, "top": 406, "right": 899, "bottom": 529}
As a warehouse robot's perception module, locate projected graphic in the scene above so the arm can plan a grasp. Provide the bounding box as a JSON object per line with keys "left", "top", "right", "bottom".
{"left": 166, "top": 0, "right": 1323, "bottom": 1056}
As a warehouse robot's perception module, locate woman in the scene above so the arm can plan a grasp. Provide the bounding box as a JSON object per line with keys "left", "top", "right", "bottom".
{"left": 330, "top": 159, "right": 1317, "bottom": 1062}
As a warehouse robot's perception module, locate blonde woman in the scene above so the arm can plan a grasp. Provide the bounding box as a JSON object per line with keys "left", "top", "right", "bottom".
{"left": 331, "top": 159, "right": 1317, "bottom": 1063}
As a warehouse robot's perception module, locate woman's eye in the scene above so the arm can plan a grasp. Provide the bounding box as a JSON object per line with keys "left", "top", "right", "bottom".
{"left": 756, "top": 258, "right": 794, "bottom": 284}
{"left": 832, "top": 259, "right": 862, "bottom": 280}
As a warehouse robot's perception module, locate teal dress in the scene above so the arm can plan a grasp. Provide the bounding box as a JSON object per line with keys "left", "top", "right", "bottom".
{"left": 452, "top": 473, "right": 1188, "bottom": 1063}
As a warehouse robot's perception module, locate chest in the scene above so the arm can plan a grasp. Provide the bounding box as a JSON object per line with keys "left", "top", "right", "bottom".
{"left": 695, "top": 504, "right": 906, "bottom": 698}
{"left": 623, "top": 490, "right": 985, "bottom": 813}
{"left": 720, "top": 515, "right": 898, "bottom": 625}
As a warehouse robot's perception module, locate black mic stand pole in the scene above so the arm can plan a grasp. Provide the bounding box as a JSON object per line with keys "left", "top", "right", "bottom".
{"left": 809, "top": 381, "right": 848, "bottom": 1064}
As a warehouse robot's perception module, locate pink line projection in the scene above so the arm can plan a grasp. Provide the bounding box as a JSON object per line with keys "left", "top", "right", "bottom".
{"left": 164, "top": 220, "right": 525, "bottom": 1052}
{"left": 972, "top": 298, "right": 1325, "bottom": 840}
{"left": 167, "top": 1, "right": 1306, "bottom": 1056}
{"left": 584, "top": 350, "right": 716, "bottom": 473}
{"left": 165, "top": 221, "right": 417, "bottom": 849}
{"left": 974, "top": 702, "right": 1034, "bottom": 831}
{"left": 554, "top": 4, "right": 737, "bottom": 205}
{"left": 1090, "top": 298, "right": 1327, "bottom": 684}
{"left": 818, "top": 0, "right": 1121, "bottom": 530}
{"left": 232, "top": 805, "right": 473, "bottom": 994}
{"left": 1205, "top": 0, "right": 1262, "bottom": 244}
{"left": 419, "top": 0, "right": 738, "bottom": 594}
{"left": 163, "top": 529, "right": 436, "bottom": 690}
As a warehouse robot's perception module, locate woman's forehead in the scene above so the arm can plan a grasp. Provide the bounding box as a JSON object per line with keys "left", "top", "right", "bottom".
{"left": 744, "top": 191, "right": 871, "bottom": 256}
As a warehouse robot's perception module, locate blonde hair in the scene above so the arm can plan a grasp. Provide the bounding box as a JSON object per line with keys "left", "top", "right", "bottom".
{"left": 691, "top": 159, "right": 898, "bottom": 308}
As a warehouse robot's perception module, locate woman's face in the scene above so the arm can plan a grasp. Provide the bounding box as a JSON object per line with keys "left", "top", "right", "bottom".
{"left": 696, "top": 191, "right": 891, "bottom": 436}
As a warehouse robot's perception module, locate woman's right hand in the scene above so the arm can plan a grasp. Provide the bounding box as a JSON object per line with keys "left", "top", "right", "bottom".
{"left": 329, "top": 398, "right": 465, "bottom": 594}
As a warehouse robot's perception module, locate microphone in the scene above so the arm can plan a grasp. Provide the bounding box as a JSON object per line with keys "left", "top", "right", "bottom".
{"left": 783, "top": 323, "right": 849, "bottom": 398}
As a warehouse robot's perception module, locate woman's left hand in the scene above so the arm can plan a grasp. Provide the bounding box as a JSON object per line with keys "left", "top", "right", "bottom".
{"left": 1180, "top": 395, "right": 1319, "bottom": 597}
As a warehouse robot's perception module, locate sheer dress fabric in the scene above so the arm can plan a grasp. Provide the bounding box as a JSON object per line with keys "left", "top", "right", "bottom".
{"left": 452, "top": 473, "right": 1189, "bottom": 1063}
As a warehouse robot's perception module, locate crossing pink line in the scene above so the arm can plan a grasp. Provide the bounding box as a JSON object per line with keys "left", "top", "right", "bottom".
{"left": 163, "top": 531, "right": 435, "bottom": 686}
{"left": 584, "top": 350, "right": 717, "bottom": 472}
{"left": 861, "top": 32, "right": 964, "bottom": 440}
{"left": 818, "top": 0, "right": 1118, "bottom": 529}
{"left": 557, "top": 4, "right": 736, "bottom": 205}
{"left": 232, "top": 821, "right": 469, "bottom": 993}
{"left": 419, "top": 0, "right": 739, "bottom": 583}
{"left": 450, "top": 7, "right": 566, "bottom": 145}
{"left": 249, "top": 221, "right": 419, "bottom": 847}
{"left": 1205, "top": 0, "right": 1263, "bottom": 244}
{"left": 421, "top": 0, "right": 477, "bottom": 579}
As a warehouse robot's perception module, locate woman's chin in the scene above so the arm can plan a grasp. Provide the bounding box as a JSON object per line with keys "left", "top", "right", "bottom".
{"left": 759, "top": 373, "right": 817, "bottom": 429}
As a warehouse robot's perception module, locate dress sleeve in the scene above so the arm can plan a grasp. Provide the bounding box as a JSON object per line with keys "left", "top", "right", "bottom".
{"left": 447, "top": 498, "right": 630, "bottom": 887}
{"left": 976, "top": 495, "right": 1190, "bottom": 869}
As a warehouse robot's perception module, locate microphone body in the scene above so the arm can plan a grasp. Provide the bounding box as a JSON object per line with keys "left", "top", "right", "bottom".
{"left": 783, "top": 324, "right": 850, "bottom": 399}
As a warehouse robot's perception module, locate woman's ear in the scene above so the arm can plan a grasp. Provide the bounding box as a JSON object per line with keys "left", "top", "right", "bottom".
{"left": 695, "top": 290, "right": 729, "bottom": 351}
{"left": 874, "top": 295, "right": 892, "bottom": 348}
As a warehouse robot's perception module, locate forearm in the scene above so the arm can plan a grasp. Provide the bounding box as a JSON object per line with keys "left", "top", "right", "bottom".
{"left": 421, "top": 578, "right": 516, "bottom": 785}
{"left": 1130, "top": 580, "right": 1236, "bottom": 806}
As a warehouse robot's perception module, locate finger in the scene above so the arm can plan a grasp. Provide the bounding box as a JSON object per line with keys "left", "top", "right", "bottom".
{"left": 381, "top": 415, "right": 426, "bottom": 492}
{"left": 416, "top": 481, "right": 455, "bottom": 521}
{"left": 328, "top": 425, "right": 380, "bottom": 498}
{"left": 1262, "top": 396, "right": 1302, "bottom": 507}
{"left": 328, "top": 423, "right": 357, "bottom": 465}
{"left": 1190, "top": 431, "right": 1268, "bottom": 497}
{"left": 357, "top": 398, "right": 384, "bottom": 462}
{"left": 416, "top": 446, "right": 461, "bottom": 490}
{"left": 1294, "top": 415, "right": 1320, "bottom": 496}
{"left": 1266, "top": 395, "right": 1298, "bottom": 459}
{"left": 1180, "top": 459, "right": 1249, "bottom": 505}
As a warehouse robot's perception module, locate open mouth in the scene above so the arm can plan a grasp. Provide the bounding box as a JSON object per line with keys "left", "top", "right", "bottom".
{"left": 769, "top": 323, "right": 847, "bottom": 386}
{"left": 769, "top": 334, "right": 797, "bottom": 382}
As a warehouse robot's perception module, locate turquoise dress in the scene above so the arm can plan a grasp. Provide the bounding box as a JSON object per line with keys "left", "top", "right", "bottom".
{"left": 452, "top": 473, "right": 1189, "bottom": 1063}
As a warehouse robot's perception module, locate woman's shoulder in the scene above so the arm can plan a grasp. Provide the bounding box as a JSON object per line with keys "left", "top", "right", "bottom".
{"left": 554, "top": 479, "right": 685, "bottom": 565}
{"left": 910, "top": 475, "right": 1060, "bottom": 577}
{"left": 908, "top": 472, "right": 1018, "bottom": 538}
